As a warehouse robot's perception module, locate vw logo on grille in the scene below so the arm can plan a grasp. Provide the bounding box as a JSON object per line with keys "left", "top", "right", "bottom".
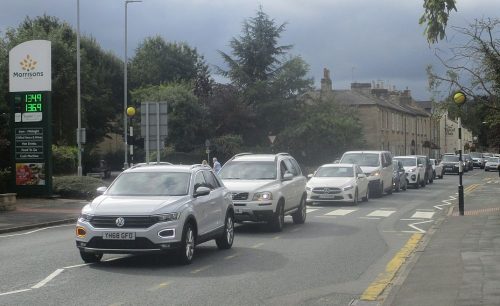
{"left": 115, "top": 217, "right": 125, "bottom": 227}
{"left": 323, "top": 188, "right": 330, "bottom": 194}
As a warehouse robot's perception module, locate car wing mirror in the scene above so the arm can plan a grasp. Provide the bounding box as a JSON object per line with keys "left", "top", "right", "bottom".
{"left": 282, "top": 172, "right": 293, "bottom": 181}
{"left": 418, "top": 163, "right": 423, "bottom": 168}
{"left": 307, "top": 174, "right": 313, "bottom": 179}
{"left": 357, "top": 173, "right": 366, "bottom": 178}
{"left": 194, "top": 186, "right": 211, "bottom": 198}
{"left": 96, "top": 186, "right": 107, "bottom": 195}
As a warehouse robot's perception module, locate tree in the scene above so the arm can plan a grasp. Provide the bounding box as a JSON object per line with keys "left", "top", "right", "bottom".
{"left": 277, "top": 95, "right": 365, "bottom": 166}
{"left": 218, "top": 8, "right": 313, "bottom": 145}
{"left": 131, "top": 83, "right": 207, "bottom": 152}
{"left": 428, "top": 18, "right": 500, "bottom": 150}
{"left": 419, "top": 0, "right": 457, "bottom": 44}
{"left": 129, "top": 36, "right": 213, "bottom": 97}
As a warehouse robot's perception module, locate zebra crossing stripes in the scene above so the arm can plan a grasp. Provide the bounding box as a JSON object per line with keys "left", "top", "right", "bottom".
{"left": 325, "top": 209, "right": 357, "bottom": 216}
{"left": 366, "top": 210, "right": 396, "bottom": 217}
{"left": 410, "top": 211, "right": 435, "bottom": 219}
{"left": 306, "top": 208, "right": 318, "bottom": 214}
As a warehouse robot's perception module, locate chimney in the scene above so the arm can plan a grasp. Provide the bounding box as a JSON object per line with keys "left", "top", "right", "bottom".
{"left": 320, "top": 68, "right": 332, "bottom": 92}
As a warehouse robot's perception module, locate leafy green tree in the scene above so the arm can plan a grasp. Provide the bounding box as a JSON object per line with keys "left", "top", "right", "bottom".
{"left": 129, "top": 36, "right": 213, "bottom": 97}
{"left": 218, "top": 8, "right": 313, "bottom": 145}
{"left": 131, "top": 83, "right": 207, "bottom": 152}
{"left": 419, "top": 0, "right": 457, "bottom": 44}
{"left": 277, "top": 95, "right": 365, "bottom": 166}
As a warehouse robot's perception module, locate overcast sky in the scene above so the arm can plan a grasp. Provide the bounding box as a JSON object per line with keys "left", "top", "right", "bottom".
{"left": 1, "top": 0, "right": 498, "bottom": 100}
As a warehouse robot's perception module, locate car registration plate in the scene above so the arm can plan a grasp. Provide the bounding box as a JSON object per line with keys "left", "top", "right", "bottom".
{"left": 235, "top": 208, "right": 243, "bottom": 214}
{"left": 319, "top": 194, "right": 336, "bottom": 199}
{"left": 102, "top": 232, "right": 136, "bottom": 240}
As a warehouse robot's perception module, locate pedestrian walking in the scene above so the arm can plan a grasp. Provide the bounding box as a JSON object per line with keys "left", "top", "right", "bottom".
{"left": 213, "top": 157, "right": 222, "bottom": 173}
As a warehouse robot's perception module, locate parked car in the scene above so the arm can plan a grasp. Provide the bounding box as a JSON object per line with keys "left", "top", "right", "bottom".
{"left": 394, "top": 156, "right": 426, "bottom": 188}
{"left": 441, "top": 155, "right": 460, "bottom": 174}
{"left": 76, "top": 163, "right": 235, "bottom": 265}
{"left": 339, "top": 151, "right": 393, "bottom": 197}
{"left": 484, "top": 157, "right": 500, "bottom": 171}
{"left": 469, "top": 152, "right": 485, "bottom": 169}
{"left": 218, "top": 153, "right": 307, "bottom": 232}
{"left": 430, "top": 158, "right": 444, "bottom": 179}
{"left": 306, "top": 163, "right": 369, "bottom": 205}
{"left": 392, "top": 159, "right": 408, "bottom": 192}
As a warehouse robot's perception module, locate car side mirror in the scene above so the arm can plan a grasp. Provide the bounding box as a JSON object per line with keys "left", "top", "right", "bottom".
{"left": 357, "top": 173, "right": 366, "bottom": 178}
{"left": 96, "top": 186, "right": 107, "bottom": 195}
{"left": 283, "top": 172, "right": 293, "bottom": 181}
{"left": 418, "top": 163, "right": 423, "bottom": 168}
{"left": 307, "top": 174, "right": 313, "bottom": 179}
{"left": 194, "top": 186, "right": 211, "bottom": 197}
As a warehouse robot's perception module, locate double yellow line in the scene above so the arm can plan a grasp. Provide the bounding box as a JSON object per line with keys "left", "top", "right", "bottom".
{"left": 360, "top": 233, "right": 423, "bottom": 301}
{"left": 464, "top": 184, "right": 480, "bottom": 194}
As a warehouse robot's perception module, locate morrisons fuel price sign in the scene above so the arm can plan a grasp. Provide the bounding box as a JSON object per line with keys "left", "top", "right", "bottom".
{"left": 9, "top": 40, "right": 52, "bottom": 196}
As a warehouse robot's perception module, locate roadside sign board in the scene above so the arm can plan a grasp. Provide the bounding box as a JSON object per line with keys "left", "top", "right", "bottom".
{"left": 9, "top": 40, "right": 52, "bottom": 196}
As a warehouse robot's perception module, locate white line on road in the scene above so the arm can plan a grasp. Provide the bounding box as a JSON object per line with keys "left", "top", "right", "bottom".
{"left": 63, "top": 263, "right": 90, "bottom": 269}
{"left": 0, "top": 224, "right": 73, "bottom": 238}
{"left": 400, "top": 218, "right": 424, "bottom": 221}
{"left": 224, "top": 253, "right": 240, "bottom": 260}
{"left": 367, "top": 210, "right": 395, "bottom": 217}
{"left": 407, "top": 220, "right": 434, "bottom": 233}
{"left": 252, "top": 242, "right": 265, "bottom": 248}
{"left": 306, "top": 208, "right": 318, "bottom": 213}
{"left": 411, "top": 211, "right": 435, "bottom": 219}
{"left": 359, "top": 217, "right": 381, "bottom": 220}
{"left": 0, "top": 289, "right": 32, "bottom": 296}
{"left": 325, "top": 209, "right": 357, "bottom": 216}
{"left": 32, "top": 269, "right": 64, "bottom": 289}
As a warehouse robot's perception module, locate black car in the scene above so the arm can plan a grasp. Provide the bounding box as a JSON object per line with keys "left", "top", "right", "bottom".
{"left": 441, "top": 155, "right": 460, "bottom": 174}
{"left": 392, "top": 160, "right": 407, "bottom": 192}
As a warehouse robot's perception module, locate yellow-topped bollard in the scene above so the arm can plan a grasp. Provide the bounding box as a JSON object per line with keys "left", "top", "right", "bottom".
{"left": 453, "top": 91, "right": 466, "bottom": 106}
{"left": 126, "top": 106, "right": 136, "bottom": 117}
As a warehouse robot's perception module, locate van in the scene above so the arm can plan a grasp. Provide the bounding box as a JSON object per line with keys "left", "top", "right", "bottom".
{"left": 339, "top": 151, "right": 394, "bottom": 197}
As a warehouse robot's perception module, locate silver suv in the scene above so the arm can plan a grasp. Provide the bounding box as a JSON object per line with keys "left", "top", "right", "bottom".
{"left": 218, "top": 153, "right": 307, "bottom": 232}
{"left": 75, "top": 164, "right": 234, "bottom": 265}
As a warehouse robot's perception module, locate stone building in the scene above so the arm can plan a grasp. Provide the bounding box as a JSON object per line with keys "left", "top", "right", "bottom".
{"left": 304, "top": 69, "right": 437, "bottom": 157}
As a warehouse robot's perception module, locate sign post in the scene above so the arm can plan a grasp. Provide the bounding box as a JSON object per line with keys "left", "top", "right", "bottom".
{"left": 9, "top": 40, "right": 52, "bottom": 196}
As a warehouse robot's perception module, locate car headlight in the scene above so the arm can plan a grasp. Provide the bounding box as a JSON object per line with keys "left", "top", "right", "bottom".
{"left": 343, "top": 185, "right": 354, "bottom": 191}
{"left": 78, "top": 213, "right": 92, "bottom": 222}
{"left": 154, "top": 212, "right": 180, "bottom": 222}
{"left": 370, "top": 170, "right": 380, "bottom": 177}
{"left": 408, "top": 167, "right": 416, "bottom": 173}
{"left": 253, "top": 191, "right": 273, "bottom": 201}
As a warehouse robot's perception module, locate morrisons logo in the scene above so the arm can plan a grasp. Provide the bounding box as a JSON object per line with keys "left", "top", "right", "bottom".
{"left": 13, "top": 54, "right": 44, "bottom": 78}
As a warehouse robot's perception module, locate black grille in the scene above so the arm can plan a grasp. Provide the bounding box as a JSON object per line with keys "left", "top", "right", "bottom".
{"left": 232, "top": 192, "right": 249, "bottom": 200}
{"left": 89, "top": 216, "right": 157, "bottom": 229}
{"left": 86, "top": 237, "right": 158, "bottom": 249}
{"left": 312, "top": 187, "right": 342, "bottom": 194}
{"left": 310, "top": 195, "right": 343, "bottom": 200}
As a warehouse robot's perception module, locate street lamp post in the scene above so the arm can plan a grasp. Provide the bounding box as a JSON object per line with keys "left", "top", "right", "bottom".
{"left": 76, "top": 0, "right": 82, "bottom": 176}
{"left": 453, "top": 91, "right": 467, "bottom": 216}
{"left": 123, "top": 0, "right": 142, "bottom": 170}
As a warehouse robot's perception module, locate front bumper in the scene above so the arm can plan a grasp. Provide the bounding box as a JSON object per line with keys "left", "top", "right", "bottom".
{"left": 75, "top": 219, "right": 182, "bottom": 254}
{"left": 443, "top": 165, "right": 459, "bottom": 174}
{"left": 232, "top": 200, "right": 276, "bottom": 222}
{"left": 306, "top": 189, "right": 355, "bottom": 203}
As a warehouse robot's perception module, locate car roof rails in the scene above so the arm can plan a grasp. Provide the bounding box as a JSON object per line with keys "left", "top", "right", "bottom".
{"left": 189, "top": 164, "right": 211, "bottom": 170}
{"left": 229, "top": 152, "right": 254, "bottom": 161}
{"left": 276, "top": 152, "right": 290, "bottom": 156}
{"left": 130, "top": 162, "right": 173, "bottom": 169}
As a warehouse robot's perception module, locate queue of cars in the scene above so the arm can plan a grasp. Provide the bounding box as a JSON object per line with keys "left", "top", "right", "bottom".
{"left": 76, "top": 150, "right": 494, "bottom": 264}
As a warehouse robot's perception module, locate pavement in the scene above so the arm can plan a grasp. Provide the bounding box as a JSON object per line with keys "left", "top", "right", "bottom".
{"left": 1, "top": 174, "right": 499, "bottom": 305}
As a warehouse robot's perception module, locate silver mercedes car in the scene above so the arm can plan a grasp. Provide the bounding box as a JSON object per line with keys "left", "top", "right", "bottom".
{"left": 75, "top": 163, "right": 234, "bottom": 265}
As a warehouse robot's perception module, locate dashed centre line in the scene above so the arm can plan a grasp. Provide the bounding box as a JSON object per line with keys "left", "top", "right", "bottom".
{"left": 325, "top": 209, "right": 357, "bottom": 216}
{"left": 32, "top": 269, "right": 64, "bottom": 289}
{"left": 367, "top": 210, "right": 395, "bottom": 217}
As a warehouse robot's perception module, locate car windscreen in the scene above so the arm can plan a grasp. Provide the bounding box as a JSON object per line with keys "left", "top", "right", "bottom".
{"left": 470, "top": 152, "right": 482, "bottom": 158}
{"left": 340, "top": 153, "right": 380, "bottom": 167}
{"left": 443, "top": 155, "right": 459, "bottom": 162}
{"left": 394, "top": 157, "right": 416, "bottom": 167}
{"left": 487, "top": 157, "right": 499, "bottom": 162}
{"left": 106, "top": 172, "right": 190, "bottom": 196}
{"left": 315, "top": 166, "right": 353, "bottom": 178}
{"left": 218, "top": 161, "right": 276, "bottom": 180}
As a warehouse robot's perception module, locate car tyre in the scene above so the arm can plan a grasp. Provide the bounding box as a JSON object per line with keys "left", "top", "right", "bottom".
{"left": 80, "top": 251, "right": 102, "bottom": 263}
{"left": 177, "top": 222, "right": 195, "bottom": 265}
{"left": 216, "top": 212, "right": 234, "bottom": 250}
{"left": 292, "top": 196, "right": 307, "bottom": 224}
{"left": 269, "top": 201, "right": 285, "bottom": 232}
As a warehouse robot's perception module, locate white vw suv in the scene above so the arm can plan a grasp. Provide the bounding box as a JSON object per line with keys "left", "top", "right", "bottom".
{"left": 75, "top": 164, "right": 234, "bottom": 265}
{"left": 218, "top": 153, "right": 307, "bottom": 232}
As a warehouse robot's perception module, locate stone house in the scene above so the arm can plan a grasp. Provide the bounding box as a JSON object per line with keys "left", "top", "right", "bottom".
{"left": 304, "top": 69, "right": 437, "bottom": 157}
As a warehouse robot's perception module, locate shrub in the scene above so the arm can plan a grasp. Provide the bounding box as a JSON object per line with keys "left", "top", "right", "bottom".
{"left": 52, "top": 145, "right": 78, "bottom": 175}
{"left": 53, "top": 176, "right": 106, "bottom": 200}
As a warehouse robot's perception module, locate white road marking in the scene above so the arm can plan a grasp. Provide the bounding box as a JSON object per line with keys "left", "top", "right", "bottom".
{"left": 325, "top": 209, "right": 357, "bottom": 216}
{"left": 0, "top": 224, "right": 73, "bottom": 238}
{"left": 434, "top": 194, "right": 456, "bottom": 210}
{"left": 63, "top": 263, "right": 90, "bottom": 269}
{"left": 306, "top": 208, "right": 318, "bottom": 213}
{"left": 32, "top": 269, "right": 64, "bottom": 289}
{"left": 0, "top": 289, "right": 32, "bottom": 296}
{"left": 359, "top": 217, "right": 381, "bottom": 220}
{"left": 367, "top": 210, "right": 395, "bottom": 217}
{"left": 411, "top": 211, "right": 435, "bottom": 219}
{"left": 407, "top": 220, "right": 434, "bottom": 233}
{"left": 224, "top": 253, "right": 240, "bottom": 260}
{"left": 400, "top": 218, "right": 424, "bottom": 221}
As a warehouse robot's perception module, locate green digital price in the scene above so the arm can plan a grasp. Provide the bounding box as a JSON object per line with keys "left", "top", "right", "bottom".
{"left": 24, "top": 93, "right": 44, "bottom": 112}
